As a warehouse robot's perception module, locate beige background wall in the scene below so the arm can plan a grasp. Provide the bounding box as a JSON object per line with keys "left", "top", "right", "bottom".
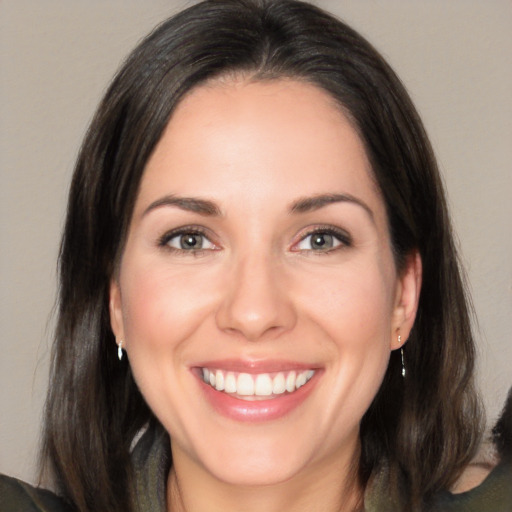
{"left": 1, "top": 0, "right": 511, "bottom": 483}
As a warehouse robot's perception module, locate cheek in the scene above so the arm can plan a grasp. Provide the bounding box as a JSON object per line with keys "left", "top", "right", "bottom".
{"left": 294, "top": 258, "right": 395, "bottom": 404}
{"left": 119, "top": 261, "right": 221, "bottom": 354}
{"left": 117, "top": 260, "right": 224, "bottom": 424}
{"left": 321, "top": 272, "right": 392, "bottom": 381}
{"left": 297, "top": 257, "right": 396, "bottom": 342}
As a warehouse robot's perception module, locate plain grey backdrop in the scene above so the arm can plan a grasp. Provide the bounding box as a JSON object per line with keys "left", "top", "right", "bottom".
{"left": 1, "top": 0, "right": 511, "bottom": 483}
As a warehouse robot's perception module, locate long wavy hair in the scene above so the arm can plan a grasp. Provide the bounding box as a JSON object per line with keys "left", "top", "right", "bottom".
{"left": 40, "top": 1, "right": 483, "bottom": 510}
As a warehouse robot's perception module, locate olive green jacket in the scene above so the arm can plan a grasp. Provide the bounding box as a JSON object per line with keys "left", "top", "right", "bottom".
{"left": 2, "top": 427, "right": 511, "bottom": 511}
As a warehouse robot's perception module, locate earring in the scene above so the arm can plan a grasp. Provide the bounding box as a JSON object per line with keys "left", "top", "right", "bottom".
{"left": 398, "top": 335, "right": 406, "bottom": 378}
{"left": 117, "top": 340, "right": 124, "bottom": 361}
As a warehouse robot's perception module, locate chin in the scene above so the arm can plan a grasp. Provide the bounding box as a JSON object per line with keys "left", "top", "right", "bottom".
{"left": 179, "top": 421, "right": 327, "bottom": 487}
{"left": 203, "top": 451, "right": 307, "bottom": 487}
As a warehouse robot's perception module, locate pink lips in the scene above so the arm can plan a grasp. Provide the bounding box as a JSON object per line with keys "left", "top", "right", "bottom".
{"left": 193, "top": 359, "right": 320, "bottom": 422}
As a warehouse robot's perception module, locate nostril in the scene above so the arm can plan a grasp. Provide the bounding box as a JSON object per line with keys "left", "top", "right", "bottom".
{"left": 215, "top": 289, "right": 296, "bottom": 341}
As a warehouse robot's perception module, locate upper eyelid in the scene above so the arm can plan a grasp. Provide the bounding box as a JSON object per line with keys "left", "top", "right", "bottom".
{"left": 295, "top": 225, "right": 351, "bottom": 241}
{"left": 161, "top": 225, "right": 210, "bottom": 236}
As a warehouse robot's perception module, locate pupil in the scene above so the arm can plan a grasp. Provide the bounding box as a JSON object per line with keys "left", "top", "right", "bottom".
{"left": 181, "top": 234, "right": 201, "bottom": 249}
{"left": 312, "top": 233, "right": 332, "bottom": 250}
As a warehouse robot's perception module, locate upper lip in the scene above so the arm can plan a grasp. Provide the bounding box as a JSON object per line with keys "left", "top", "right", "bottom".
{"left": 192, "top": 358, "right": 320, "bottom": 374}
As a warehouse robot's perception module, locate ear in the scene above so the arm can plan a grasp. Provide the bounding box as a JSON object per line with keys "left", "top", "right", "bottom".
{"left": 109, "top": 279, "right": 125, "bottom": 342}
{"left": 390, "top": 250, "right": 422, "bottom": 350}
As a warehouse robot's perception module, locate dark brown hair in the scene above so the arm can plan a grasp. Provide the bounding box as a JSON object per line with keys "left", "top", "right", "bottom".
{"left": 41, "top": 1, "right": 483, "bottom": 510}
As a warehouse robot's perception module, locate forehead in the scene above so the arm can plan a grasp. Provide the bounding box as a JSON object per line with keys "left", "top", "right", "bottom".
{"left": 137, "top": 78, "right": 385, "bottom": 222}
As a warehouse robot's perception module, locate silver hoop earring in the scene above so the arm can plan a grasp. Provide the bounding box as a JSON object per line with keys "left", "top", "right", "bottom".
{"left": 117, "top": 340, "right": 124, "bottom": 361}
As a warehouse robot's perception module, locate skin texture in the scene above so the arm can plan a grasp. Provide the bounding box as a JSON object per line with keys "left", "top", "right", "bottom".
{"left": 110, "top": 79, "right": 421, "bottom": 512}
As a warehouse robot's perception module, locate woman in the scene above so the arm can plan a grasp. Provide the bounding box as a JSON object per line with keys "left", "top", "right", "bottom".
{"left": 1, "top": 1, "right": 510, "bottom": 511}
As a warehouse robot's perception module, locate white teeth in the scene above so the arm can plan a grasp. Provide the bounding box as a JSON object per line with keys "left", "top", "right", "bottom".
{"left": 272, "top": 373, "right": 286, "bottom": 394}
{"left": 215, "top": 370, "right": 224, "bottom": 391}
{"left": 255, "top": 374, "right": 273, "bottom": 396}
{"left": 201, "top": 368, "right": 315, "bottom": 397}
{"left": 225, "top": 372, "right": 237, "bottom": 393}
{"left": 237, "top": 373, "right": 255, "bottom": 395}
{"left": 285, "top": 371, "right": 296, "bottom": 393}
{"left": 295, "top": 372, "right": 307, "bottom": 389}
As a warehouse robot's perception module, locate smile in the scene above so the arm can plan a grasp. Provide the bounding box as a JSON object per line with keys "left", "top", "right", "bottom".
{"left": 201, "top": 368, "right": 316, "bottom": 399}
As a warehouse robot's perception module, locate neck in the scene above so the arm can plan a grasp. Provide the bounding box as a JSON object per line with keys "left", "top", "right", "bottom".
{"left": 166, "top": 442, "right": 363, "bottom": 512}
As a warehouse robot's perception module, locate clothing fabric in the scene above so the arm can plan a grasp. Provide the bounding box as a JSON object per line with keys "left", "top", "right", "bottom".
{"left": 0, "top": 476, "right": 71, "bottom": 512}
{"left": 364, "top": 459, "right": 512, "bottom": 511}
{"left": 1, "top": 426, "right": 511, "bottom": 511}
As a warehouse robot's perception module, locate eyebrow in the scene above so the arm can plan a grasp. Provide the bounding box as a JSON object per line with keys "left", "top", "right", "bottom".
{"left": 142, "top": 192, "right": 373, "bottom": 221}
{"left": 142, "top": 195, "right": 222, "bottom": 217}
{"left": 290, "top": 193, "right": 374, "bottom": 221}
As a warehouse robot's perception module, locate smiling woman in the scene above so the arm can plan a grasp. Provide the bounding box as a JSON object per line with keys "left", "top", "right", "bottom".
{"left": 109, "top": 80, "right": 419, "bottom": 497}
{"left": 1, "top": 1, "right": 511, "bottom": 512}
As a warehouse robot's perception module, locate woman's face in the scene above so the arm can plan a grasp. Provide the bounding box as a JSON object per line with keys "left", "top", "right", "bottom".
{"left": 110, "top": 79, "right": 420, "bottom": 486}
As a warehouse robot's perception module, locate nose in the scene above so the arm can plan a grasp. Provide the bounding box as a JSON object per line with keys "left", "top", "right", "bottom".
{"left": 215, "top": 253, "right": 296, "bottom": 341}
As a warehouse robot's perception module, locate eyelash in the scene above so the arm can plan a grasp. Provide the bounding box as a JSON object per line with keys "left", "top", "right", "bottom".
{"left": 292, "top": 226, "right": 352, "bottom": 254}
{"left": 157, "top": 225, "right": 352, "bottom": 255}
{"left": 158, "top": 226, "right": 217, "bottom": 256}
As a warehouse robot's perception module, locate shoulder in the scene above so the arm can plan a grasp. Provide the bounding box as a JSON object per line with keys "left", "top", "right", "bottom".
{"left": 434, "top": 460, "right": 512, "bottom": 511}
{"left": 0, "top": 474, "right": 72, "bottom": 512}
{"left": 451, "top": 442, "right": 497, "bottom": 495}
{"left": 450, "top": 463, "right": 493, "bottom": 494}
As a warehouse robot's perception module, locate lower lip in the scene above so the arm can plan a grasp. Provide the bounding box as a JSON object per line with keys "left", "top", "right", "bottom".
{"left": 197, "top": 372, "right": 318, "bottom": 422}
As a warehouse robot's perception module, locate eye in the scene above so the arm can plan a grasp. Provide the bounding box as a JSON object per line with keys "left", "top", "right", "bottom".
{"left": 160, "top": 229, "right": 216, "bottom": 252}
{"left": 294, "top": 228, "right": 351, "bottom": 252}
